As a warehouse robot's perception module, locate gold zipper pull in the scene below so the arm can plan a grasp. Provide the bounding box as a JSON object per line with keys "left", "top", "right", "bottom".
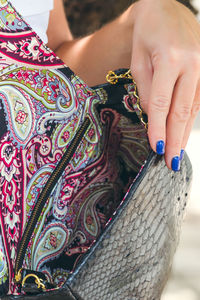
{"left": 15, "top": 268, "right": 23, "bottom": 283}
{"left": 22, "top": 274, "right": 46, "bottom": 291}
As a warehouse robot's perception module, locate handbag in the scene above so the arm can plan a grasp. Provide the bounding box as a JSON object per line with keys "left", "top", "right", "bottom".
{"left": 0, "top": 1, "right": 192, "bottom": 299}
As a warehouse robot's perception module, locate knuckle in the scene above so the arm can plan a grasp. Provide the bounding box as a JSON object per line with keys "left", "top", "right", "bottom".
{"left": 182, "top": 50, "right": 200, "bottom": 72}
{"left": 151, "top": 52, "right": 162, "bottom": 67}
{"left": 172, "top": 105, "right": 191, "bottom": 122}
{"left": 152, "top": 47, "right": 200, "bottom": 69}
{"left": 132, "top": 63, "right": 144, "bottom": 77}
{"left": 189, "top": 51, "right": 200, "bottom": 68}
{"left": 191, "top": 102, "right": 200, "bottom": 116}
{"left": 152, "top": 47, "right": 180, "bottom": 67}
{"left": 166, "top": 48, "right": 180, "bottom": 64}
{"left": 151, "top": 95, "right": 169, "bottom": 111}
{"left": 151, "top": 50, "right": 169, "bottom": 67}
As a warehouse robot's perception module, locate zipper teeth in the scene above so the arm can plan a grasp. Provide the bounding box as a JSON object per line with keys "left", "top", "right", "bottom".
{"left": 15, "top": 117, "right": 91, "bottom": 278}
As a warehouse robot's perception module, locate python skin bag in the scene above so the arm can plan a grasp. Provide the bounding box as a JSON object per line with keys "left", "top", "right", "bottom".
{"left": 0, "top": 1, "right": 192, "bottom": 299}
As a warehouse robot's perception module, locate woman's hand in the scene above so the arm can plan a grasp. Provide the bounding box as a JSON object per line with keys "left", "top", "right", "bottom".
{"left": 54, "top": 0, "right": 200, "bottom": 171}
{"left": 130, "top": 0, "right": 200, "bottom": 171}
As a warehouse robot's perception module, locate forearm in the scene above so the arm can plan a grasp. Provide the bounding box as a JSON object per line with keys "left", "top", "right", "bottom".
{"left": 55, "top": 4, "right": 134, "bottom": 86}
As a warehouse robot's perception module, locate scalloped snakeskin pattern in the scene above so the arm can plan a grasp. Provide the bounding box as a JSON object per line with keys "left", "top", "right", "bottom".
{"left": 67, "top": 152, "right": 192, "bottom": 300}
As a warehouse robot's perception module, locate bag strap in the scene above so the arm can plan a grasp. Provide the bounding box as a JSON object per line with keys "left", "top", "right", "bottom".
{"left": 106, "top": 70, "right": 148, "bottom": 129}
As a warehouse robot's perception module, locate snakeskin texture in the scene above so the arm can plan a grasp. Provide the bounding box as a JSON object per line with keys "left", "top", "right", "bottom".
{"left": 67, "top": 152, "right": 192, "bottom": 300}
{"left": 2, "top": 152, "right": 192, "bottom": 300}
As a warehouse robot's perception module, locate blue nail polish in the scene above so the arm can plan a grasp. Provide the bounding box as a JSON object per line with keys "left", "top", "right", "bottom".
{"left": 180, "top": 149, "right": 185, "bottom": 161}
{"left": 156, "top": 140, "right": 165, "bottom": 155}
{"left": 171, "top": 156, "right": 180, "bottom": 172}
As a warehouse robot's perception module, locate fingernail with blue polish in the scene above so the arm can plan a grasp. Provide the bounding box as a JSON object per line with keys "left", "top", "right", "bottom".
{"left": 180, "top": 149, "right": 185, "bottom": 161}
{"left": 171, "top": 156, "right": 180, "bottom": 172}
{"left": 156, "top": 140, "right": 165, "bottom": 155}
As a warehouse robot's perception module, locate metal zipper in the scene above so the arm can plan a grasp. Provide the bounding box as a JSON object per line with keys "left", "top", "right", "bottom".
{"left": 15, "top": 117, "right": 91, "bottom": 283}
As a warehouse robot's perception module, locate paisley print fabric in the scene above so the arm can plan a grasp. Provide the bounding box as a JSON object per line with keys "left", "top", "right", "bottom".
{"left": 0, "top": 0, "right": 150, "bottom": 296}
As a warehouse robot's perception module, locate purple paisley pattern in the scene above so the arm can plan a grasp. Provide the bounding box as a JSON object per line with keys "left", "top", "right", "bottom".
{"left": 0, "top": 0, "right": 149, "bottom": 296}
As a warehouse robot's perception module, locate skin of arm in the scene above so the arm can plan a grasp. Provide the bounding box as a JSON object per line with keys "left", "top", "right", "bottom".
{"left": 47, "top": 0, "right": 73, "bottom": 50}
{"left": 47, "top": 0, "right": 200, "bottom": 171}
{"left": 47, "top": 0, "right": 133, "bottom": 86}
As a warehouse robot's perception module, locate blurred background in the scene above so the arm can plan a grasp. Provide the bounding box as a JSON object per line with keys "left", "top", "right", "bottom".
{"left": 64, "top": 0, "right": 198, "bottom": 37}
{"left": 162, "top": 114, "right": 200, "bottom": 300}
{"left": 63, "top": 0, "right": 200, "bottom": 299}
{"left": 163, "top": 2, "right": 200, "bottom": 296}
